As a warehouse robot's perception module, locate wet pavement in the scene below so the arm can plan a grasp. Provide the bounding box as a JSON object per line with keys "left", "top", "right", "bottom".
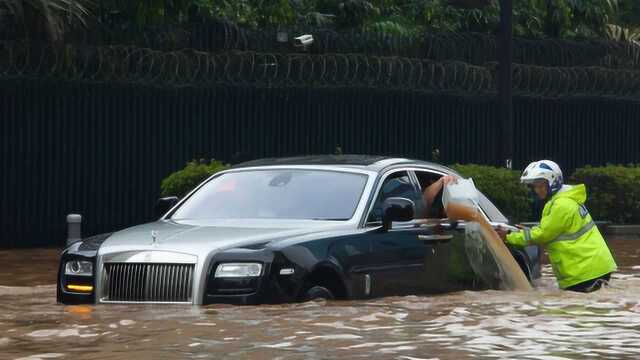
{"left": 1, "top": 239, "right": 639, "bottom": 360}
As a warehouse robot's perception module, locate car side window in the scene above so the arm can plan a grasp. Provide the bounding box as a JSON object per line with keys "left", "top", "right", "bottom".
{"left": 414, "top": 170, "right": 507, "bottom": 222}
{"left": 367, "top": 171, "right": 421, "bottom": 223}
{"left": 414, "top": 170, "right": 446, "bottom": 219}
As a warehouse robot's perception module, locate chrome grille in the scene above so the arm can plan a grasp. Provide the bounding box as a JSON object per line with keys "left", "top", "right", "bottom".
{"left": 103, "top": 263, "right": 194, "bottom": 303}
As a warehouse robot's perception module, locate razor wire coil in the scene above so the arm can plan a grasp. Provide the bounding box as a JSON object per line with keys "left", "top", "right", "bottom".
{"left": 2, "top": 41, "right": 640, "bottom": 100}
{"left": 28, "top": 21, "right": 640, "bottom": 70}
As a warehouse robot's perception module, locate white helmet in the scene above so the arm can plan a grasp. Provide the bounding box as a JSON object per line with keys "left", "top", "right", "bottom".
{"left": 520, "top": 160, "right": 564, "bottom": 194}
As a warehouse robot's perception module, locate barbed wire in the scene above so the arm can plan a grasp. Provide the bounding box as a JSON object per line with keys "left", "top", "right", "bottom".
{"left": 62, "top": 21, "right": 640, "bottom": 70}
{"left": 2, "top": 41, "right": 640, "bottom": 99}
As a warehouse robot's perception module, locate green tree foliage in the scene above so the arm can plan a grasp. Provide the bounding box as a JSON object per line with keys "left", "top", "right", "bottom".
{"left": 607, "top": 0, "right": 640, "bottom": 41}
{"left": 96, "top": 0, "right": 302, "bottom": 28}
{"left": 96, "top": 0, "right": 196, "bottom": 27}
{"left": 607, "top": 23, "right": 640, "bottom": 42}
{"left": 160, "top": 159, "right": 229, "bottom": 198}
{"left": 1, "top": 0, "right": 93, "bottom": 42}
{"left": 618, "top": 0, "right": 640, "bottom": 26}
{"left": 9, "top": 0, "right": 635, "bottom": 41}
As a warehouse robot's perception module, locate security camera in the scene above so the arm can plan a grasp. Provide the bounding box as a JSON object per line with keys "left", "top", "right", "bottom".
{"left": 293, "top": 34, "right": 314, "bottom": 47}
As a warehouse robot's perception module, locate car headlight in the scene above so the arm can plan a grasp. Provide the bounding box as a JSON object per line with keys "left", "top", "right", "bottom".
{"left": 64, "top": 260, "right": 93, "bottom": 276}
{"left": 215, "top": 263, "right": 262, "bottom": 278}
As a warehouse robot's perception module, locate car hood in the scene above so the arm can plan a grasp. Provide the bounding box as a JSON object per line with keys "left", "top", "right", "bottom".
{"left": 98, "top": 218, "right": 351, "bottom": 256}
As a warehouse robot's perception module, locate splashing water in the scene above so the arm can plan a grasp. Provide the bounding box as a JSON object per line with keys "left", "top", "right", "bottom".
{"left": 446, "top": 202, "right": 532, "bottom": 291}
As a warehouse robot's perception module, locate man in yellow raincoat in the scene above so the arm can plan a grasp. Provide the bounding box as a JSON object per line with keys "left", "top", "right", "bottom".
{"left": 496, "top": 160, "right": 617, "bottom": 292}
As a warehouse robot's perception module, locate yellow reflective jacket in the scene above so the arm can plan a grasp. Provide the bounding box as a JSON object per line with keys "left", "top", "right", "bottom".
{"left": 506, "top": 184, "right": 617, "bottom": 289}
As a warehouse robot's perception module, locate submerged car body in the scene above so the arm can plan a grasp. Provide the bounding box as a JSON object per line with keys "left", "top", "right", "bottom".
{"left": 58, "top": 155, "right": 541, "bottom": 305}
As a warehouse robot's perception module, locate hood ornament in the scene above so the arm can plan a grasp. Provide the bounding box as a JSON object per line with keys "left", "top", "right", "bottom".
{"left": 151, "top": 230, "right": 159, "bottom": 245}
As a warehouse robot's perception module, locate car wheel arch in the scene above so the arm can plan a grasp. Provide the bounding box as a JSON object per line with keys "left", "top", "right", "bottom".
{"left": 300, "top": 260, "right": 349, "bottom": 300}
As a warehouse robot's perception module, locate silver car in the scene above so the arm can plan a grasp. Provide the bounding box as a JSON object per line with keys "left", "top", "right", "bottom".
{"left": 57, "top": 155, "right": 541, "bottom": 305}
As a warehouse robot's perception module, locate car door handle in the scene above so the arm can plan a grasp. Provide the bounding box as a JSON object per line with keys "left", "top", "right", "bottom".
{"left": 417, "top": 234, "right": 453, "bottom": 243}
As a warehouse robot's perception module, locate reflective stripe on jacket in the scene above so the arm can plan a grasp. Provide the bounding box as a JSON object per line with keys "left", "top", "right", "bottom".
{"left": 506, "top": 184, "right": 617, "bottom": 289}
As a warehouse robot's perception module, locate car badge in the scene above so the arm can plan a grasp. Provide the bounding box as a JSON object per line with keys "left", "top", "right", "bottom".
{"left": 151, "top": 230, "right": 159, "bottom": 246}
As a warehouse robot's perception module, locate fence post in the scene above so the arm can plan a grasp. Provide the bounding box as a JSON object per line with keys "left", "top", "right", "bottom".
{"left": 498, "top": 0, "right": 514, "bottom": 169}
{"left": 66, "top": 214, "right": 82, "bottom": 246}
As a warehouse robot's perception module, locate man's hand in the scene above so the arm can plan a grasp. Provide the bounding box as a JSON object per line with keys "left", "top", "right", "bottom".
{"left": 422, "top": 175, "right": 459, "bottom": 218}
{"left": 495, "top": 226, "right": 510, "bottom": 242}
{"left": 441, "top": 175, "right": 457, "bottom": 187}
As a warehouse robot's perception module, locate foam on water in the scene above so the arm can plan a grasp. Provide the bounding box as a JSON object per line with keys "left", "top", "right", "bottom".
{"left": 27, "top": 327, "right": 101, "bottom": 339}
{"left": 15, "top": 353, "right": 65, "bottom": 360}
{"left": 0, "top": 337, "right": 10, "bottom": 347}
{"left": 0, "top": 285, "right": 55, "bottom": 296}
{"left": 260, "top": 341, "right": 294, "bottom": 348}
{"left": 305, "top": 334, "right": 363, "bottom": 341}
{"left": 339, "top": 341, "right": 414, "bottom": 349}
{"left": 378, "top": 345, "right": 417, "bottom": 353}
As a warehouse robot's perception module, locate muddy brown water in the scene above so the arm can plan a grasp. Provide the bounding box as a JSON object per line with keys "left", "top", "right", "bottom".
{"left": 1, "top": 240, "right": 640, "bottom": 360}
{"left": 446, "top": 203, "right": 531, "bottom": 291}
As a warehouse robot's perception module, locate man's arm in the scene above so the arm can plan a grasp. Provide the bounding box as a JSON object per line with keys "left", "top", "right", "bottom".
{"left": 422, "top": 175, "right": 456, "bottom": 216}
{"left": 503, "top": 199, "right": 574, "bottom": 247}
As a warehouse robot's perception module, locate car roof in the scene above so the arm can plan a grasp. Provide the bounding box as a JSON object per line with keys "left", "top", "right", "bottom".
{"left": 232, "top": 154, "right": 455, "bottom": 173}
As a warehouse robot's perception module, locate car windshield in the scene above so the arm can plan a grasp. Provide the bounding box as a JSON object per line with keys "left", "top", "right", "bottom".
{"left": 171, "top": 169, "right": 369, "bottom": 221}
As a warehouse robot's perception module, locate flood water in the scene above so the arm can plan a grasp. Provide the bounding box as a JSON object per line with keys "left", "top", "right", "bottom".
{"left": 1, "top": 240, "right": 640, "bottom": 360}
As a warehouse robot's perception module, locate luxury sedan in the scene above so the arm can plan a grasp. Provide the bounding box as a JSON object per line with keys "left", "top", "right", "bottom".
{"left": 58, "top": 155, "right": 541, "bottom": 305}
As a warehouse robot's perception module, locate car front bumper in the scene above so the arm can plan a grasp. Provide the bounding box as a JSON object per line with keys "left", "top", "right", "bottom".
{"left": 58, "top": 248, "right": 307, "bottom": 306}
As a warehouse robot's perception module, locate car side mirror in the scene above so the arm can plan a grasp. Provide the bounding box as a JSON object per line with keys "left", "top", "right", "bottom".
{"left": 382, "top": 197, "right": 415, "bottom": 231}
{"left": 156, "top": 196, "right": 179, "bottom": 218}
